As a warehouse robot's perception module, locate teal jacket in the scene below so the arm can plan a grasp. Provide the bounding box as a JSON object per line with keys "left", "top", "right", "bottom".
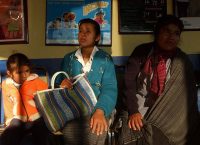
{"left": 58, "top": 49, "right": 117, "bottom": 117}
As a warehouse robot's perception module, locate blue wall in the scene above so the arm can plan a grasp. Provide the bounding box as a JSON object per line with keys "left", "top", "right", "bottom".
{"left": 0, "top": 54, "right": 199, "bottom": 75}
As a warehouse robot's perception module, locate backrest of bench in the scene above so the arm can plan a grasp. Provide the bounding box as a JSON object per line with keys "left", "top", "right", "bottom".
{"left": 0, "top": 72, "right": 4, "bottom": 125}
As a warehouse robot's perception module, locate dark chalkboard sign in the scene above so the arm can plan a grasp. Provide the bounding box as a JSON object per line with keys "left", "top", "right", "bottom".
{"left": 118, "top": 0, "right": 167, "bottom": 34}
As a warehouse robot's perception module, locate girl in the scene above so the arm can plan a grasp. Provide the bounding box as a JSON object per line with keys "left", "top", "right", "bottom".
{"left": 1, "top": 53, "right": 51, "bottom": 145}
{"left": 58, "top": 18, "right": 117, "bottom": 145}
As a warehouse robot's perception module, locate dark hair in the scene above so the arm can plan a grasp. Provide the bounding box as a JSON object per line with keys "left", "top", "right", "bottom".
{"left": 96, "top": 9, "right": 104, "bottom": 16}
{"left": 63, "top": 12, "right": 69, "bottom": 18}
{"left": 78, "top": 18, "right": 101, "bottom": 45}
{"left": 154, "top": 15, "right": 184, "bottom": 37}
{"left": 55, "top": 17, "right": 61, "bottom": 22}
{"left": 7, "top": 53, "right": 31, "bottom": 72}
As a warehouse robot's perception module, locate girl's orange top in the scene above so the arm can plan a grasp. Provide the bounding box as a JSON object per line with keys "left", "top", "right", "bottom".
{"left": 20, "top": 74, "right": 48, "bottom": 121}
{"left": 2, "top": 78, "right": 27, "bottom": 126}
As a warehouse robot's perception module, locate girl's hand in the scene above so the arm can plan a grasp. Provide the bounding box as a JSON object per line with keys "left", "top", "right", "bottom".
{"left": 60, "top": 78, "right": 73, "bottom": 89}
{"left": 90, "top": 109, "right": 108, "bottom": 135}
{"left": 128, "top": 113, "right": 143, "bottom": 131}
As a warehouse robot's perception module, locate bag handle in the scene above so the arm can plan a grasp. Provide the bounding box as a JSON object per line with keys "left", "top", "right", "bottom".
{"left": 51, "top": 71, "right": 85, "bottom": 89}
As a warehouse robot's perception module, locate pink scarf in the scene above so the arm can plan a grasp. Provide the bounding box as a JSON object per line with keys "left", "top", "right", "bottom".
{"left": 143, "top": 55, "right": 167, "bottom": 96}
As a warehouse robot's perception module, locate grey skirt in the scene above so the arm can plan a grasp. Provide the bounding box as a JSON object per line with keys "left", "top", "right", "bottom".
{"left": 62, "top": 116, "right": 107, "bottom": 145}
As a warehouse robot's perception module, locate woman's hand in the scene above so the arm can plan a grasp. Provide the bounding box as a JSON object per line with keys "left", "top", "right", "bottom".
{"left": 128, "top": 113, "right": 143, "bottom": 131}
{"left": 60, "top": 78, "right": 73, "bottom": 89}
{"left": 90, "top": 109, "right": 108, "bottom": 136}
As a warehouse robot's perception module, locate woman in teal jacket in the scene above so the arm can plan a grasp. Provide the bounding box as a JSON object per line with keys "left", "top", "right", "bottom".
{"left": 60, "top": 49, "right": 117, "bottom": 117}
{"left": 57, "top": 18, "right": 117, "bottom": 145}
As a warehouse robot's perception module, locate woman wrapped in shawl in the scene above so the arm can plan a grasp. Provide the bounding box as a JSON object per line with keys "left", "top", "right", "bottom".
{"left": 121, "top": 15, "right": 200, "bottom": 145}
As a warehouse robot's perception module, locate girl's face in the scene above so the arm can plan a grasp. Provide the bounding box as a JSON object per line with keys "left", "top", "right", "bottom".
{"left": 7, "top": 69, "right": 20, "bottom": 84}
{"left": 78, "top": 23, "right": 100, "bottom": 49}
{"left": 8, "top": 65, "right": 31, "bottom": 83}
{"left": 54, "top": 20, "right": 61, "bottom": 28}
{"left": 156, "top": 24, "right": 181, "bottom": 51}
{"left": 19, "top": 65, "right": 31, "bottom": 83}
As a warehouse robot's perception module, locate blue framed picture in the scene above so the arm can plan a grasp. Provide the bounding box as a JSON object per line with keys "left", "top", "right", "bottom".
{"left": 45, "top": 0, "right": 112, "bottom": 46}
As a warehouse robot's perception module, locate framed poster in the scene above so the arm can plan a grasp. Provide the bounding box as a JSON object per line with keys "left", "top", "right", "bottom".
{"left": 118, "top": 0, "right": 167, "bottom": 34}
{"left": 174, "top": 0, "right": 200, "bottom": 30}
{"left": 46, "top": 0, "right": 112, "bottom": 46}
{"left": 0, "top": 0, "right": 28, "bottom": 44}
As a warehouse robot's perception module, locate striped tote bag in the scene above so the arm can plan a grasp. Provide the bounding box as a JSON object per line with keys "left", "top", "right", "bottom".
{"left": 34, "top": 71, "right": 97, "bottom": 133}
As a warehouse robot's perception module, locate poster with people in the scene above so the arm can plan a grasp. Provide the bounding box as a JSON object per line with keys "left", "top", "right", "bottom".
{"left": 46, "top": 0, "right": 111, "bottom": 46}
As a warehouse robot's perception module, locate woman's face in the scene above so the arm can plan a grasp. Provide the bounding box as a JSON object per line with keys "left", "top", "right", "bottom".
{"left": 7, "top": 69, "right": 20, "bottom": 84}
{"left": 78, "top": 23, "right": 100, "bottom": 49}
{"left": 156, "top": 24, "right": 181, "bottom": 51}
